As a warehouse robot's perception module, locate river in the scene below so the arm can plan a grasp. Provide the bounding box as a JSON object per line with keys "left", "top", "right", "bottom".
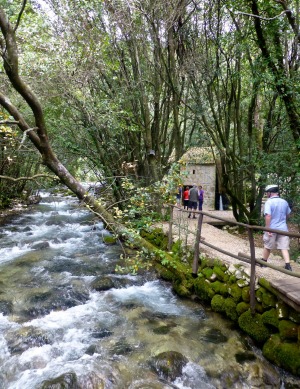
{"left": 0, "top": 191, "right": 295, "bottom": 388}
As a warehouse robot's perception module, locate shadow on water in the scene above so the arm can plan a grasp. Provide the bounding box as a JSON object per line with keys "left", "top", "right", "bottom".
{"left": 0, "top": 191, "right": 298, "bottom": 388}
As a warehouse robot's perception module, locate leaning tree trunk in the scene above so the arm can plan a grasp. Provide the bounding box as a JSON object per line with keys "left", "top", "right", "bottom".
{"left": 0, "top": 7, "right": 185, "bottom": 278}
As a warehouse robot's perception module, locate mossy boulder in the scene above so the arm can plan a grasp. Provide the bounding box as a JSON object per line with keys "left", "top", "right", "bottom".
{"left": 262, "top": 308, "right": 280, "bottom": 329}
{"left": 238, "top": 310, "right": 270, "bottom": 344}
{"left": 261, "top": 291, "right": 277, "bottom": 309}
{"left": 228, "top": 274, "right": 237, "bottom": 284}
{"left": 255, "top": 286, "right": 266, "bottom": 303}
{"left": 211, "top": 294, "right": 226, "bottom": 313}
{"left": 278, "top": 320, "right": 298, "bottom": 341}
{"left": 263, "top": 334, "right": 300, "bottom": 376}
{"left": 194, "top": 278, "right": 215, "bottom": 303}
{"left": 202, "top": 267, "right": 214, "bottom": 280}
{"left": 228, "top": 284, "right": 242, "bottom": 303}
{"left": 289, "top": 310, "right": 300, "bottom": 324}
{"left": 41, "top": 372, "right": 78, "bottom": 388}
{"left": 241, "top": 286, "right": 250, "bottom": 303}
{"left": 91, "top": 276, "right": 114, "bottom": 291}
{"left": 224, "top": 297, "right": 238, "bottom": 321}
{"left": 150, "top": 351, "right": 188, "bottom": 381}
{"left": 172, "top": 280, "right": 192, "bottom": 298}
{"left": 103, "top": 235, "right": 117, "bottom": 245}
{"left": 276, "top": 301, "right": 289, "bottom": 319}
{"left": 212, "top": 265, "right": 229, "bottom": 282}
{"left": 210, "top": 280, "right": 228, "bottom": 296}
{"left": 236, "top": 301, "right": 250, "bottom": 316}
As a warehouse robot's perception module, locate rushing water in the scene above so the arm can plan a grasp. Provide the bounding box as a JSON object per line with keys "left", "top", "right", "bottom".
{"left": 0, "top": 192, "right": 297, "bottom": 388}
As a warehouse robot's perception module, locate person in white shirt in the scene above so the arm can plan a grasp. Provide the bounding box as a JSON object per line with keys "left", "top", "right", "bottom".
{"left": 262, "top": 185, "right": 292, "bottom": 271}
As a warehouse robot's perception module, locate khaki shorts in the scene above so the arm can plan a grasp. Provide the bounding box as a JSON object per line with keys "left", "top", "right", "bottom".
{"left": 263, "top": 232, "right": 290, "bottom": 250}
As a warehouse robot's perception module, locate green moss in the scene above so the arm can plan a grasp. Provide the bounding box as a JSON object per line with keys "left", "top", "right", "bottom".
{"left": 236, "top": 302, "right": 250, "bottom": 316}
{"left": 199, "top": 257, "right": 214, "bottom": 270}
{"left": 228, "top": 284, "right": 242, "bottom": 303}
{"left": 155, "top": 264, "right": 175, "bottom": 281}
{"left": 263, "top": 334, "right": 300, "bottom": 376}
{"left": 278, "top": 320, "right": 299, "bottom": 341}
{"left": 241, "top": 286, "right": 250, "bottom": 303}
{"left": 224, "top": 298, "right": 238, "bottom": 321}
{"left": 211, "top": 281, "right": 228, "bottom": 296}
{"left": 140, "top": 228, "right": 168, "bottom": 250}
{"left": 261, "top": 290, "right": 277, "bottom": 309}
{"left": 211, "top": 295, "right": 226, "bottom": 313}
{"left": 238, "top": 310, "right": 270, "bottom": 344}
{"left": 289, "top": 311, "right": 300, "bottom": 324}
{"left": 212, "top": 266, "right": 227, "bottom": 282}
{"left": 103, "top": 236, "right": 117, "bottom": 245}
{"left": 262, "top": 308, "right": 280, "bottom": 329}
{"left": 202, "top": 267, "right": 214, "bottom": 279}
{"left": 255, "top": 303, "right": 264, "bottom": 314}
{"left": 172, "top": 280, "right": 192, "bottom": 298}
{"left": 194, "top": 278, "right": 215, "bottom": 303}
{"left": 228, "top": 275, "right": 237, "bottom": 284}
{"left": 255, "top": 286, "right": 266, "bottom": 303}
{"left": 276, "top": 301, "right": 289, "bottom": 319}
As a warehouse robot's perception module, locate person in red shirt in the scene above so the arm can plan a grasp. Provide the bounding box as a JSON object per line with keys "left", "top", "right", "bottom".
{"left": 183, "top": 186, "right": 189, "bottom": 210}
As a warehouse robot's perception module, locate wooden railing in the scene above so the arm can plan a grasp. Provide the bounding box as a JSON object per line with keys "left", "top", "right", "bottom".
{"left": 167, "top": 205, "right": 300, "bottom": 314}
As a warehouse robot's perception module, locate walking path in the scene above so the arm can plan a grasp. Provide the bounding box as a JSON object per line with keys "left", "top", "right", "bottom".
{"left": 157, "top": 207, "right": 300, "bottom": 311}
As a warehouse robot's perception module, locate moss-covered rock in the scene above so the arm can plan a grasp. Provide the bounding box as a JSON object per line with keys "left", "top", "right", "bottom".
{"left": 276, "top": 301, "right": 289, "bottom": 319}
{"left": 238, "top": 310, "right": 270, "bottom": 344}
{"left": 262, "top": 308, "right": 280, "bottom": 329}
{"left": 228, "top": 284, "right": 242, "bottom": 303}
{"left": 241, "top": 286, "right": 250, "bottom": 303}
{"left": 202, "top": 267, "right": 214, "bottom": 280}
{"left": 228, "top": 274, "right": 237, "bottom": 284}
{"left": 224, "top": 297, "right": 238, "bottom": 321}
{"left": 236, "top": 301, "right": 250, "bottom": 316}
{"left": 41, "top": 372, "right": 78, "bottom": 388}
{"left": 263, "top": 334, "right": 300, "bottom": 376}
{"left": 255, "top": 286, "right": 266, "bottom": 303}
{"left": 150, "top": 351, "right": 188, "bottom": 381}
{"left": 194, "top": 278, "right": 215, "bottom": 303}
{"left": 289, "top": 310, "right": 300, "bottom": 324}
{"left": 213, "top": 265, "right": 229, "bottom": 282}
{"left": 261, "top": 290, "right": 277, "bottom": 309}
{"left": 255, "top": 302, "right": 264, "bottom": 314}
{"left": 172, "top": 280, "right": 192, "bottom": 298}
{"left": 103, "top": 235, "right": 117, "bottom": 245}
{"left": 278, "top": 320, "right": 298, "bottom": 341}
{"left": 210, "top": 280, "right": 228, "bottom": 296}
{"left": 211, "top": 294, "right": 226, "bottom": 313}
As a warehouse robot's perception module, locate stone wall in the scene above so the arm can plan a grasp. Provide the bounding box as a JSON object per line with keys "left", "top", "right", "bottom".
{"left": 182, "top": 163, "right": 216, "bottom": 210}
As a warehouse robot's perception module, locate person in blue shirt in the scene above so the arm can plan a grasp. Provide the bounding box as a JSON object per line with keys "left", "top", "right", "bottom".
{"left": 262, "top": 185, "right": 292, "bottom": 271}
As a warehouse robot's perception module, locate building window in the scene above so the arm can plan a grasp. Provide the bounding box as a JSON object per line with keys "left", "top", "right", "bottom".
{"left": 193, "top": 170, "right": 195, "bottom": 174}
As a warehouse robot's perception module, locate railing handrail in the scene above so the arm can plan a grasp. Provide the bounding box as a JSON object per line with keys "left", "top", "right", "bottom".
{"left": 169, "top": 205, "right": 300, "bottom": 238}
{"left": 167, "top": 204, "right": 300, "bottom": 314}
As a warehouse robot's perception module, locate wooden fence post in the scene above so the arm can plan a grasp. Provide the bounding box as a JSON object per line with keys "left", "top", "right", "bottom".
{"left": 168, "top": 205, "right": 173, "bottom": 251}
{"left": 247, "top": 227, "right": 256, "bottom": 314}
{"left": 192, "top": 213, "right": 203, "bottom": 277}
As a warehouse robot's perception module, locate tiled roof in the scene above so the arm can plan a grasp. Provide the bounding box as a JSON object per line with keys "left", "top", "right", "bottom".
{"left": 180, "top": 147, "right": 216, "bottom": 164}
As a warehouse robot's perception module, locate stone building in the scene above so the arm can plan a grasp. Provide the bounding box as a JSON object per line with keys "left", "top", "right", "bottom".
{"left": 179, "top": 147, "right": 217, "bottom": 210}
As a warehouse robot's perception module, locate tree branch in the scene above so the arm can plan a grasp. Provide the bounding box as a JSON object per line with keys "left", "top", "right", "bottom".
{"left": 234, "top": 9, "right": 288, "bottom": 21}
{"left": 0, "top": 173, "right": 56, "bottom": 182}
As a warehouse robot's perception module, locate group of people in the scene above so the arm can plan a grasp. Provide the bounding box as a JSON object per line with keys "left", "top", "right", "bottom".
{"left": 176, "top": 183, "right": 293, "bottom": 272}
{"left": 176, "top": 183, "right": 204, "bottom": 218}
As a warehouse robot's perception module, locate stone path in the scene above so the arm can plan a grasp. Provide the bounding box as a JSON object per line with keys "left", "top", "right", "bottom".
{"left": 156, "top": 207, "right": 300, "bottom": 311}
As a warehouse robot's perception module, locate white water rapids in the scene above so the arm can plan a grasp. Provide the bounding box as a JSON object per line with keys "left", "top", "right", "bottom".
{"left": 0, "top": 191, "right": 292, "bottom": 388}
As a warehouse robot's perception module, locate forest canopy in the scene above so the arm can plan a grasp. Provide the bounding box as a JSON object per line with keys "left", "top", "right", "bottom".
{"left": 0, "top": 0, "right": 299, "bottom": 225}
